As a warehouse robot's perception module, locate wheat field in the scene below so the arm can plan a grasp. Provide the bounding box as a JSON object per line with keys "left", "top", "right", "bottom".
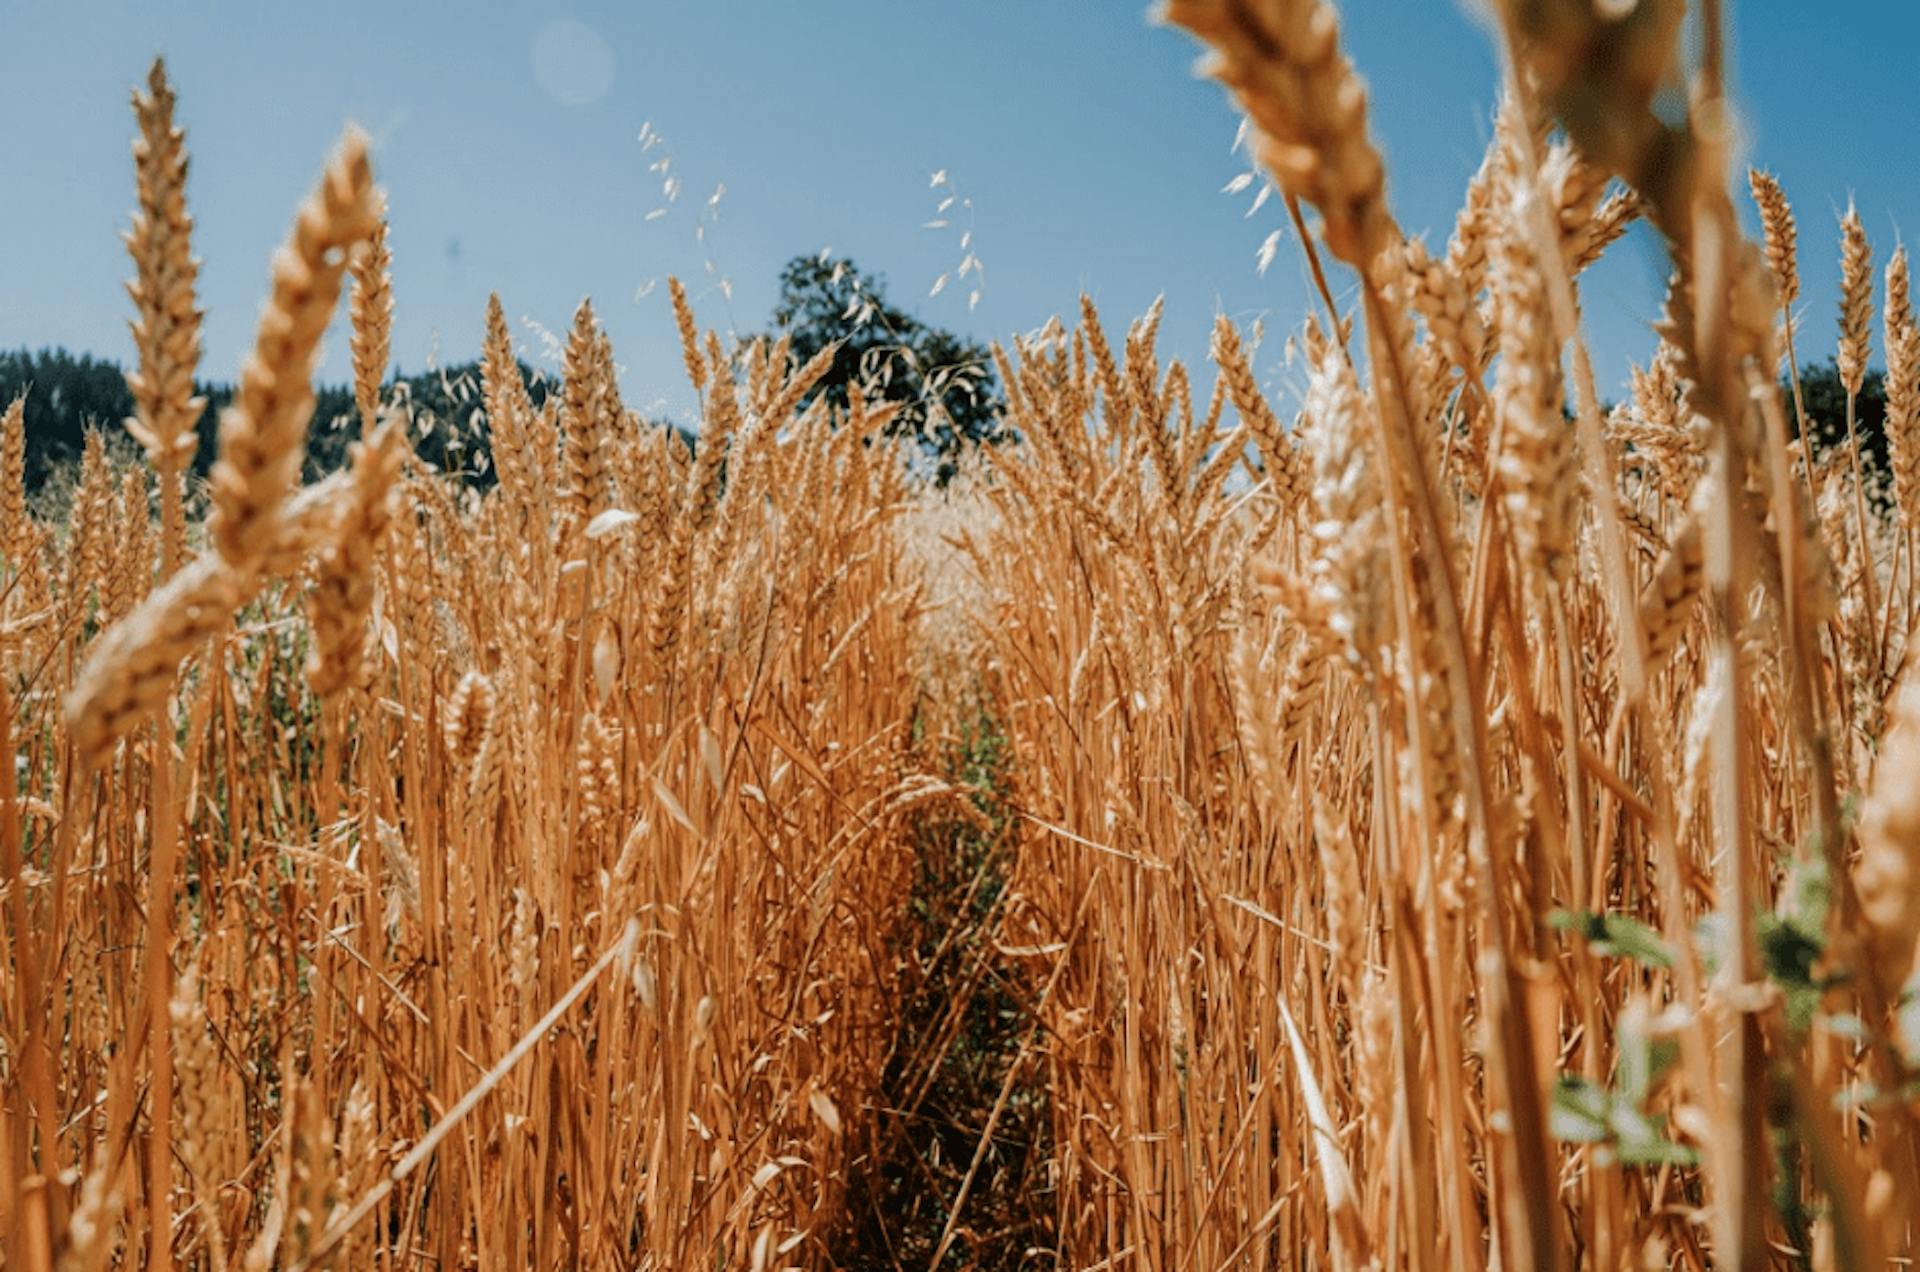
{"left": 8, "top": 1, "right": 1920, "bottom": 1268}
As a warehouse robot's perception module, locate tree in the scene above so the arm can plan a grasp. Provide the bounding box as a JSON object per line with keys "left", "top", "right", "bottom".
{"left": 1788, "top": 360, "right": 1888, "bottom": 477}
{"left": 0, "top": 347, "right": 173, "bottom": 489}
{"left": 770, "top": 254, "right": 1004, "bottom": 481}
{"left": 0, "top": 347, "right": 566, "bottom": 493}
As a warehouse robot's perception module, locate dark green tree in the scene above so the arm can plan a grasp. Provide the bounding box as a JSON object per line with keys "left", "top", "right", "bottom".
{"left": 1788, "top": 360, "right": 1888, "bottom": 476}
{"left": 1, "top": 348, "right": 160, "bottom": 488}
{"left": 0, "top": 347, "right": 570, "bottom": 493}
{"left": 770, "top": 255, "right": 1004, "bottom": 482}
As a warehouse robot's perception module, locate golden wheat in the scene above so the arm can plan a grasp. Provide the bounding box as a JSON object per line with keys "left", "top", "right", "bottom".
{"left": 16, "top": 17, "right": 1920, "bottom": 1270}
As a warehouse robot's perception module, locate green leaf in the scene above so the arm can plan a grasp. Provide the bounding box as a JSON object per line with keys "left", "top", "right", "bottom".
{"left": 1546, "top": 908, "right": 1596, "bottom": 938}
{"left": 1757, "top": 912, "right": 1824, "bottom": 991}
{"left": 1607, "top": 1091, "right": 1699, "bottom": 1167}
{"left": 1616, "top": 1033, "right": 1680, "bottom": 1108}
{"left": 1614, "top": 1130, "right": 1699, "bottom": 1168}
{"left": 1549, "top": 909, "right": 1675, "bottom": 969}
{"left": 1549, "top": 1076, "right": 1611, "bottom": 1144}
{"left": 1783, "top": 854, "right": 1832, "bottom": 935}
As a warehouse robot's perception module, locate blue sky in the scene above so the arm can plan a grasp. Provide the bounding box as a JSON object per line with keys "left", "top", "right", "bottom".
{"left": 3, "top": 1, "right": 1917, "bottom": 430}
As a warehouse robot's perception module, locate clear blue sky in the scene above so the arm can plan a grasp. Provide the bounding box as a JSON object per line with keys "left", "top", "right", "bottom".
{"left": 3, "top": 1, "right": 1917, "bottom": 430}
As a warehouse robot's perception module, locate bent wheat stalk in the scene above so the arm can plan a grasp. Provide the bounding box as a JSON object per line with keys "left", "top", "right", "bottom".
{"left": 290, "top": 919, "right": 639, "bottom": 1272}
{"left": 207, "top": 128, "right": 379, "bottom": 570}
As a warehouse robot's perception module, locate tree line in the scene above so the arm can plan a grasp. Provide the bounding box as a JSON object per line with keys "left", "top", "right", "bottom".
{"left": 2, "top": 253, "right": 1012, "bottom": 499}
{"left": 0, "top": 345, "right": 571, "bottom": 492}
{"left": 1, "top": 251, "right": 1891, "bottom": 499}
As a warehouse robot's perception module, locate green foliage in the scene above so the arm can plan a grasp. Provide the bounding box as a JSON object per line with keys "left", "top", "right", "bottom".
{"left": 0, "top": 347, "right": 565, "bottom": 493}
{"left": 0, "top": 347, "right": 198, "bottom": 489}
{"left": 377, "top": 358, "right": 571, "bottom": 483}
{"left": 1546, "top": 909, "right": 1695, "bottom": 1168}
{"left": 1790, "top": 360, "right": 1889, "bottom": 486}
{"left": 1548, "top": 908, "right": 1676, "bottom": 968}
{"left": 1758, "top": 913, "right": 1829, "bottom": 1031}
{"left": 1769, "top": 1112, "right": 1817, "bottom": 1271}
{"left": 1550, "top": 1019, "right": 1694, "bottom": 1169}
{"left": 1763, "top": 855, "right": 1837, "bottom": 1033}
{"left": 770, "top": 255, "right": 1004, "bottom": 483}
{"left": 834, "top": 703, "right": 1051, "bottom": 1268}
{"left": 1550, "top": 1074, "right": 1696, "bottom": 1166}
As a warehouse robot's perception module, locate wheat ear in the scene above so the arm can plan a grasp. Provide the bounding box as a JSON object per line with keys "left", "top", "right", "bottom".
{"left": 305, "top": 409, "right": 406, "bottom": 699}
{"left": 123, "top": 56, "right": 205, "bottom": 573}
{"left": 206, "top": 129, "right": 379, "bottom": 570}
{"left": 1163, "top": 0, "right": 1393, "bottom": 267}
{"left": 348, "top": 201, "right": 393, "bottom": 428}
